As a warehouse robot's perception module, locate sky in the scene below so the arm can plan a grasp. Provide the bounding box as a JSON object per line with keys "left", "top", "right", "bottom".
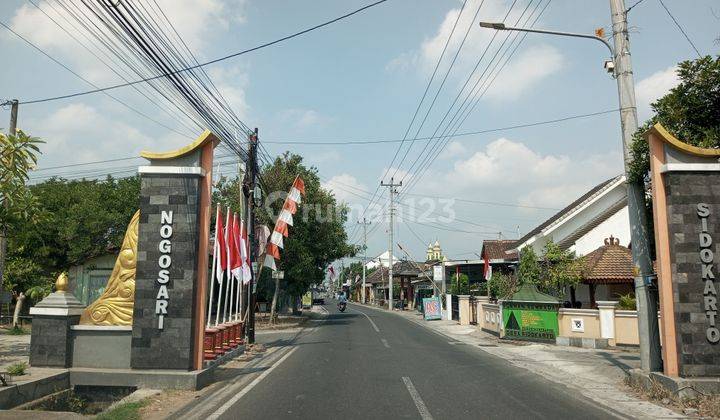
{"left": 1, "top": 0, "right": 719, "bottom": 266}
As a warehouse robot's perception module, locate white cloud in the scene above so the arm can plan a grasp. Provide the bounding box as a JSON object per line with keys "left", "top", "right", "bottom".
{"left": 483, "top": 44, "right": 564, "bottom": 100}
{"left": 9, "top": 0, "right": 246, "bottom": 84}
{"left": 28, "top": 102, "right": 187, "bottom": 172}
{"left": 322, "top": 174, "right": 368, "bottom": 205}
{"left": 401, "top": 137, "right": 622, "bottom": 211}
{"left": 387, "top": 0, "right": 560, "bottom": 100}
{"left": 439, "top": 141, "right": 467, "bottom": 159}
{"left": 635, "top": 66, "right": 679, "bottom": 120}
{"left": 278, "top": 109, "right": 331, "bottom": 130}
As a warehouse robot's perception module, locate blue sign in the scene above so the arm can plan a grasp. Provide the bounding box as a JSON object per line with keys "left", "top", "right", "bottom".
{"left": 423, "top": 297, "right": 442, "bottom": 320}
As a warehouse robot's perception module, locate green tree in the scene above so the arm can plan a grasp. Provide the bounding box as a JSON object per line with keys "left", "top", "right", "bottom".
{"left": 629, "top": 55, "right": 720, "bottom": 182}
{"left": 449, "top": 273, "right": 469, "bottom": 295}
{"left": 538, "top": 241, "right": 583, "bottom": 298}
{"left": 5, "top": 176, "right": 139, "bottom": 303}
{"left": 517, "top": 246, "right": 540, "bottom": 285}
{"left": 1, "top": 130, "right": 43, "bottom": 285}
{"left": 216, "top": 152, "right": 356, "bottom": 315}
{"left": 487, "top": 272, "right": 518, "bottom": 300}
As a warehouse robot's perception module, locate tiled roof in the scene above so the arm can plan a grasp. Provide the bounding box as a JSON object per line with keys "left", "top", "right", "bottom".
{"left": 481, "top": 240, "right": 519, "bottom": 261}
{"left": 581, "top": 237, "right": 633, "bottom": 284}
{"left": 513, "top": 175, "right": 623, "bottom": 249}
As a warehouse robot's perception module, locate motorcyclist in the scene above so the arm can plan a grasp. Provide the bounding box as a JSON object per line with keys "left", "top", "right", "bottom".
{"left": 338, "top": 293, "right": 348, "bottom": 304}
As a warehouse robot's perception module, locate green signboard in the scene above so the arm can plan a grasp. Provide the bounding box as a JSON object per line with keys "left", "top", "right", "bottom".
{"left": 302, "top": 292, "right": 312, "bottom": 308}
{"left": 502, "top": 301, "right": 559, "bottom": 341}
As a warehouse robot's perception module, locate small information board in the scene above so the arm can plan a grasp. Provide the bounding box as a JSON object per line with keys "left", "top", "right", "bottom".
{"left": 422, "top": 297, "right": 442, "bottom": 320}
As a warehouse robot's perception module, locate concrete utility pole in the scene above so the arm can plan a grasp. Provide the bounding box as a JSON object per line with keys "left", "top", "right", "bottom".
{"left": 380, "top": 177, "right": 401, "bottom": 311}
{"left": 245, "top": 128, "right": 258, "bottom": 344}
{"left": 0, "top": 100, "right": 19, "bottom": 296}
{"left": 609, "top": 0, "right": 661, "bottom": 371}
{"left": 358, "top": 218, "right": 371, "bottom": 304}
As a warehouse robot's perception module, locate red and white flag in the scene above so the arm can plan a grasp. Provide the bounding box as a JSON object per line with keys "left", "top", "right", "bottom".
{"left": 214, "top": 209, "right": 227, "bottom": 282}
{"left": 328, "top": 266, "right": 336, "bottom": 280}
{"left": 264, "top": 175, "right": 305, "bottom": 269}
{"left": 229, "top": 213, "right": 243, "bottom": 281}
{"left": 483, "top": 249, "right": 492, "bottom": 281}
{"left": 239, "top": 220, "right": 252, "bottom": 284}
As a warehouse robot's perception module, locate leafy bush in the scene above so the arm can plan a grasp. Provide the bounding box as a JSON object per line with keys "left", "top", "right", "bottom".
{"left": 487, "top": 273, "right": 518, "bottom": 300}
{"left": 449, "top": 273, "right": 470, "bottom": 295}
{"left": 617, "top": 293, "right": 637, "bottom": 310}
{"left": 7, "top": 325, "right": 26, "bottom": 335}
{"left": 7, "top": 362, "right": 27, "bottom": 376}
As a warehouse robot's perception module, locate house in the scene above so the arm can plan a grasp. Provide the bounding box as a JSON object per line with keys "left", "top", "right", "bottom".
{"left": 68, "top": 253, "right": 116, "bottom": 306}
{"left": 480, "top": 239, "right": 519, "bottom": 276}
{"left": 512, "top": 174, "right": 633, "bottom": 307}
{"left": 577, "top": 236, "right": 635, "bottom": 307}
{"left": 365, "top": 250, "right": 399, "bottom": 270}
{"left": 514, "top": 175, "right": 629, "bottom": 256}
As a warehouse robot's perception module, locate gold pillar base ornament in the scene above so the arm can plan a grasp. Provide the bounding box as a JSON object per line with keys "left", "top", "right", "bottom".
{"left": 79, "top": 210, "right": 140, "bottom": 326}
{"left": 55, "top": 272, "right": 69, "bottom": 292}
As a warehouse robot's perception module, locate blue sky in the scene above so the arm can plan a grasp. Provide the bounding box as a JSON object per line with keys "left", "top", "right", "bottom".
{"left": 1, "top": 0, "right": 719, "bottom": 263}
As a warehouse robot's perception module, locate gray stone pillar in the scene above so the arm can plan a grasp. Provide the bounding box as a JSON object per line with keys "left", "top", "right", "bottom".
{"left": 130, "top": 132, "right": 217, "bottom": 371}
{"left": 29, "top": 275, "right": 85, "bottom": 368}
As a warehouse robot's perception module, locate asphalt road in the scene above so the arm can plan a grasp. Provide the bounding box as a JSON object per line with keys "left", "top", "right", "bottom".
{"left": 208, "top": 301, "right": 621, "bottom": 420}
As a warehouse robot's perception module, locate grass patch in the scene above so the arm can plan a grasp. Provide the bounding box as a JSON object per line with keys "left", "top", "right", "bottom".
{"left": 96, "top": 399, "right": 148, "bottom": 420}
{"left": 5, "top": 326, "right": 27, "bottom": 335}
{"left": 7, "top": 362, "right": 27, "bottom": 376}
{"left": 625, "top": 375, "right": 720, "bottom": 418}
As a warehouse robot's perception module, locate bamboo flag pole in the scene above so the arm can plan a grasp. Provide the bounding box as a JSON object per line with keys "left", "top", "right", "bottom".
{"left": 207, "top": 207, "right": 219, "bottom": 328}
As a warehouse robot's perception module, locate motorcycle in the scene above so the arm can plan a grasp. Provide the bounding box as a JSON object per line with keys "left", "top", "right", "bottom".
{"left": 337, "top": 301, "right": 347, "bottom": 312}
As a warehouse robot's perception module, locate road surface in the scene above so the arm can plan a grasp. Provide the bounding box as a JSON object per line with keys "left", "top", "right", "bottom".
{"left": 189, "top": 301, "right": 622, "bottom": 419}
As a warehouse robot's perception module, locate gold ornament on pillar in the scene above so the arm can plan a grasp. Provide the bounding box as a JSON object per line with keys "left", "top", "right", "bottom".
{"left": 55, "top": 272, "right": 69, "bottom": 292}
{"left": 80, "top": 210, "right": 140, "bottom": 326}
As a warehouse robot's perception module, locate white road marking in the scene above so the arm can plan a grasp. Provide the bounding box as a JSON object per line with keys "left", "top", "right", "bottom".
{"left": 402, "top": 376, "right": 433, "bottom": 420}
{"left": 207, "top": 346, "right": 298, "bottom": 419}
{"left": 381, "top": 338, "right": 390, "bottom": 348}
{"left": 350, "top": 307, "right": 380, "bottom": 333}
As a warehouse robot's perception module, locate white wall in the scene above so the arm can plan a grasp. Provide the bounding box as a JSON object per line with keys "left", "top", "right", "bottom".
{"left": 572, "top": 206, "right": 630, "bottom": 256}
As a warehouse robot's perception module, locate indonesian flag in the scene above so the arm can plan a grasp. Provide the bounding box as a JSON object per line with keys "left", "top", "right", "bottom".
{"left": 483, "top": 249, "right": 492, "bottom": 280}
{"left": 229, "top": 213, "right": 242, "bottom": 281}
{"left": 240, "top": 220, "right": 252, "bottom": 284}
{"left": 265, "top": 176, "right": 305, "bottom": 270}
{"left": 215, "top": 209, "right": 227, "bottom": 281}
{"left": 328, "top": 266, "right": 336, "bottom": 280}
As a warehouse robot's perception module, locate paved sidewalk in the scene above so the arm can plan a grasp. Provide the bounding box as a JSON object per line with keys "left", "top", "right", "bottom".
{"left": 358, "top": 304, "right": 684, "bottom": 419}
{"left": 0, "top": 333, "right": 29, "bottom": 371}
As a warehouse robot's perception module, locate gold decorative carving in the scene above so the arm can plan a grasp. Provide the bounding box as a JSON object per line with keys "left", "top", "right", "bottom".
{"left": 140, "top": 130, "right": 219, "bottom": 160}
{"left": 55, "top": 272, "right": 69, "bottom": 292}
{"left": 80, "top": 210, "right": 139, "bottom": 326}
{"left": 647, "top": 123, "right": 720, "bottom": 157}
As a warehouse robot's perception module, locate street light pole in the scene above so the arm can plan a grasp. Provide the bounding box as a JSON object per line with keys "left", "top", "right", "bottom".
{"left": 479, "top": 0, "right": 662, "bottom": 372}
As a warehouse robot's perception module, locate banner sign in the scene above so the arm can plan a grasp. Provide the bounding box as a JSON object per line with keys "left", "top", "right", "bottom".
{"left": 423, "top": 297, "right": 442, "bottom": 320}
{"left": 502, "top": 302, "right": 559, "bottom": 341}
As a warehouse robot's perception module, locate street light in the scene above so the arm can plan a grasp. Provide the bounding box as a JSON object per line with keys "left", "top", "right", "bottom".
{"left": 478, "top": 22, "right": 615, "bottom": 61}
{"left": 479, "top": 1, "right": 662, "bottom": 373}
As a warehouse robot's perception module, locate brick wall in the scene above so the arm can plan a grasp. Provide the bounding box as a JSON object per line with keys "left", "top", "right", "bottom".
{"left": 130, "top": 175, "right": 200, "bottom": 370}
{"left": 665, "top": 172, "right": 720, "bottom": 377}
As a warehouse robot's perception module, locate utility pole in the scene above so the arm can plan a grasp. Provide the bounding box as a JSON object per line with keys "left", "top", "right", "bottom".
{"left": 358, "top": 218, "right": 371, "bottom": 304}
{"left": 245, "top": 128, "right": 258, "bottom": 344}
{"left": 609, "top": 0, "right": 661, "bottom": 371}
{"left": 380, "top": 177, "right": 401, "bottom": 311}
{"left": 0, "top": 100, "right": 19, "bottom": 296}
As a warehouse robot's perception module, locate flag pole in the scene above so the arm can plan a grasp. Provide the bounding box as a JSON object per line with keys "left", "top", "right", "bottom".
{"left": 207, "top": 207, "right": 219, "bottom": 328}
{"left": 223, "top": 208, "right": 231, "bottom": 324}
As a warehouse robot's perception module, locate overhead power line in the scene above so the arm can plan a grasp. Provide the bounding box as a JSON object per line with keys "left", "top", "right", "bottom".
{"left": 657, "top": 0, "right": 702, "bottom": 58}
{"left": 26, "top": 107, "right": 616, "bottom": 173}
{"left": 15, "top": 0, "right": 390, "bottom": 106}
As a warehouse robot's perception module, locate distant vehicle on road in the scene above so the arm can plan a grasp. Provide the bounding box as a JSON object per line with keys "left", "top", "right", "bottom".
{"left": 312, "top": 297, "right": 325, "bottom": 305}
